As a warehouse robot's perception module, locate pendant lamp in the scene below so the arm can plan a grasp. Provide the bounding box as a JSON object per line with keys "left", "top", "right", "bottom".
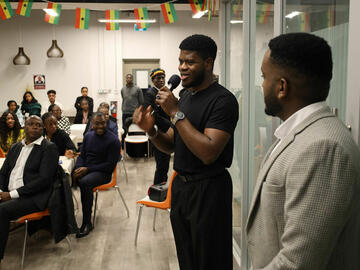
{"left": 47, "top": 40, "right": 64, "bottom": 58}
{"left": 13, "top": 47, "right": 31, "bottom": 65}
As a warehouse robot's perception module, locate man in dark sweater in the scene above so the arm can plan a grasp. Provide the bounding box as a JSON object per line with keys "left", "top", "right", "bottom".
{"left": 73, "top": 112, "right": 121, "bottom": 238}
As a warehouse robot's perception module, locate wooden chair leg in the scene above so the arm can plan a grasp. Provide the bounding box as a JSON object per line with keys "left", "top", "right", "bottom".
{"left": 134, "top": 205, "right": 144, "bottom": 246}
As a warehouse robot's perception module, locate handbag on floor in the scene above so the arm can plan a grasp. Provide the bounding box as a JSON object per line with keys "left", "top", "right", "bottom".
{"left": 148, "top": 182, "right": 168, "bottom": 202}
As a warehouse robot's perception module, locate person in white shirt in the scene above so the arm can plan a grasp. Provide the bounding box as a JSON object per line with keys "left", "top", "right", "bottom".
{"left": 41, "top": 89, "right": 63, "bottom": 115}
{"left": 0, "top": 116, "right": 58, "bottom": 262}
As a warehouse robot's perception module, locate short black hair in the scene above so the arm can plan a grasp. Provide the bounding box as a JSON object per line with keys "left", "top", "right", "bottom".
{"left": 47, "top": 89, "right": 56, "bottom": 95}
{"left": 48, "top": 104, "right": 60, "bottom": 112}
{"left": 41, "top": 112, "right": 54, "bottom": 123}
{"left": 268, "top": 33, "right": 333, "bottom": 103}
{"left": 179, "top": 34, "right": 217, "bottom": 62}
{"left": 93, "top": 112, "right": 105, "bottom": 119}
{"left": 81, "top": 86, "right": 88, "bottom": 91}
{"left": 7, "top": 100, "right": 16, "bottom": 107}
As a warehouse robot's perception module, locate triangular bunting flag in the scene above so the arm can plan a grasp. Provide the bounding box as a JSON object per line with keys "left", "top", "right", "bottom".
{"left": 44, "top": 2, "right": 62, "bottom": 25}
{"left": 161, "top": 2, "right": 178, "bottom": 24}
{"left": 0, "top": 0, "right": 13, "bottom": 20}
{"left": 134, "top": 7, "right": 149, "bottom": 29}
{"left": 75, "top": 8, "right": 90, "bottom": 29}
{"left": 105, "top": 10, "right": 119, "bottom": 30}
{"left": 16, "top": 0, "right": 33, "bottom": 17}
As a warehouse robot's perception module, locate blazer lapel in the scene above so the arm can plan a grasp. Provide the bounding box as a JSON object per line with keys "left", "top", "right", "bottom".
{"left": 246, "top": 106, "right": 335, "bottom": 231}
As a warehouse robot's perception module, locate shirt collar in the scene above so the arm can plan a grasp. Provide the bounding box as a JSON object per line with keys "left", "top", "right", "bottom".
{"left": 274, "top": 101, "right": 327, "bottom": 140}
{"left": 21, "top": 136, "right": 44, "bottom": 147}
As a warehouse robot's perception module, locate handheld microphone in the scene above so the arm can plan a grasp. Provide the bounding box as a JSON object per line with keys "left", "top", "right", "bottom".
{"left": 167, "top": 74, "right": 181, "bottom": 91}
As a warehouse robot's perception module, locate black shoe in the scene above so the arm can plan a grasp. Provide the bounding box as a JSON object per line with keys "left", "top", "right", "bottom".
{"left": 76, "top": 223, "right": 93, "bottom": 238}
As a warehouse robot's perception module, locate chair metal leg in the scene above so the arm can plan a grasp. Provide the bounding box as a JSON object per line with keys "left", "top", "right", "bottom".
{"left": 65, "top": 236, "right": 72, "bottom": 253}
{"left": 121, "top": 159, "right": 128, "bottom": 184}
{"left": 93, "top": 190, "right": 99, "bottom": 226}
{"left": 153, "top": 208, "right": 157, "bottom": 232}
{"left": 147, "top": 141, "right": 150, "bottom": 158}
{"left": 134, "top": 205, "right": 143, "bottom": 246}
{"left": 115, "top": 186, "right": 129, "bottom": 217}
{"left": 21, "top": 220, "right": 28, "bottom": 269}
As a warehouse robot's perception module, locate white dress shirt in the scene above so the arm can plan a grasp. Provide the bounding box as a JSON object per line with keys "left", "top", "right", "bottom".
{"left": 41, "top": 101, "right": 63, "bottom": 115}
{"left": 270, "top": 101, "right": 328, "bottom": 157}
{"left": 4, "top": 136, "right": 44, "bottom": 199}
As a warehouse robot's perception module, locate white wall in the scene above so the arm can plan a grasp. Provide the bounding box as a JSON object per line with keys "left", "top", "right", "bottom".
{"left": 0, "top": 9, "right": 219, "bottom": 122}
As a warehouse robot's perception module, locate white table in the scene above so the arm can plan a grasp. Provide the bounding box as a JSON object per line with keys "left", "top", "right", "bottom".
{"left": 70, "top": 124, "right": 86, "bottom": 145}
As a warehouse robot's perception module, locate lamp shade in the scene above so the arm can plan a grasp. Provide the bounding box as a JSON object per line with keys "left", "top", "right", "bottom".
{"left": 47, "top": 40, "right": 64, "bottom": 58}
{"left": 13, "top": 47, "right": 31, "bottom": 65}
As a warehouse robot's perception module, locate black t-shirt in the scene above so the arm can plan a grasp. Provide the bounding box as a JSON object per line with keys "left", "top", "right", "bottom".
{"left": 173, "top": 82, "right": 239, "bottom": 175}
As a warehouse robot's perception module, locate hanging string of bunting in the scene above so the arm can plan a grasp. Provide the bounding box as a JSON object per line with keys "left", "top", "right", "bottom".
{"left": 0, "top": 0, "right": 337, "bottom": 32}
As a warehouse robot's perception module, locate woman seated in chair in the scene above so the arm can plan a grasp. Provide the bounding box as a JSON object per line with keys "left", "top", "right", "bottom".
{"left": 20, "top": 91, "right": 42, "bottom": 117}
{"left": 74, "top": 98, "right": 92, "bottom": 124}
{"left": 42, "top": 113, "right": 77, "bottom": 158}
{"left": 0, "top": 111, "right": 24, "bottom": 157}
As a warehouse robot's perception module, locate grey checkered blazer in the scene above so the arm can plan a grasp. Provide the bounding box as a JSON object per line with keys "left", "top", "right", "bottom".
{"left": 246, "top": 106, "right": 360, "bottom": 270}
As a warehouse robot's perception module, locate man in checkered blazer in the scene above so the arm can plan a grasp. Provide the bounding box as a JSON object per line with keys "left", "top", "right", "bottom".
{"left": 246, "top": 33, "right": 360, "bottom": 270}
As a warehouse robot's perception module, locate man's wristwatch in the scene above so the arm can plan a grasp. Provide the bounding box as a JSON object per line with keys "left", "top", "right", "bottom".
{"left": 171, "top": 111, "right": 185, "bottom": 126}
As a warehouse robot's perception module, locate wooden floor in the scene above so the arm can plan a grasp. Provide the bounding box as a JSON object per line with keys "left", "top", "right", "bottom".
{"left": 1, "top": 158, "right": 180, "bottom": 270}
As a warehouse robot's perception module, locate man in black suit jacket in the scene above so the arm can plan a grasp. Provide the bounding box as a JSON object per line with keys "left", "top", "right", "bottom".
{"left": 0, "top": 116, "right": 58, "bottom": 262}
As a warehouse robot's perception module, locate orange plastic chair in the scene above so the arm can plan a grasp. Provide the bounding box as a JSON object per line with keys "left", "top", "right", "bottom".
{"left": 92, "top": 166, "right": 130, "bottom": 227}
{"left": 134, "top": 171, "right": 177, "bottom": 246}
{"left": 15, "top": 209, "right": 71, "bottom": 269}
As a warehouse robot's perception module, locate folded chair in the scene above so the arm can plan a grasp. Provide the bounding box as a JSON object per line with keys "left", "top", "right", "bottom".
{"left": 92, "top": 166, "right": 130, "bottom": 227}
{"left": 134, "top": 171, "right": 177, "bottom": 246}
{"left": 14, "top": 209, "right": 71, "bottom": 269}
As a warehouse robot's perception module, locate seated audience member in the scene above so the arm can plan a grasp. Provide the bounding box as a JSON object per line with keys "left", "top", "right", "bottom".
{"left": 0, "top": 116, "right": 58, "bottom": 262}
{"left": 74, "top": 98, "right": 92, "bottom": 124}
{"left": 42, "top": 113, "right": 77, "bottom": 158}
{"left": 0, "top": 112, "right": 24, "bottom": 157}
{"left": 98, "top": 102, "right": 117, "bottom": 123}
{"left": 75, "top": 87, "right": 94, "bottom": 114}
{"left": 48, "top": 104, "right": 71, "bottom": 135}
{"left": 83, "top": 104, "right": 118, "bottom": 136}
{"left": 20, "top": 91, "right": 42, "bottom": 117}
{"left": 73, "top": 112, "right": 120, "bottom": 238}
{"left": 6, "top": 100, "right": 24, "bottom": 127}
{"left": 42, "top": 90, "right": 63, "bottom": 115}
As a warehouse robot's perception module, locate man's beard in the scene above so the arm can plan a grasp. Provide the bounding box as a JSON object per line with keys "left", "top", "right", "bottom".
{"left": 183, "top": 68, "right": 205, "bottom": 89}
{"left": 264, "top": 89, "right": 282, "bottom": 117}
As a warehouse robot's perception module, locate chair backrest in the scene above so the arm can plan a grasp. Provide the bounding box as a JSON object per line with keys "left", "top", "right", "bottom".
{"left": 128, "top": 123, "right": 145, "bottom": 134}
{"left": 162, "top": 171, "right": 178, "bottom": 208}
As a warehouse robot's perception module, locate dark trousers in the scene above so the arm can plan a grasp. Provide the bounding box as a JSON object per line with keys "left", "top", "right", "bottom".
{"left": 153, "top": 147, "right": 170, "bottom": 185}
{"left": 122, "top": 113, "right": 133, "bottom": 143}
{"left": 0, "top": 197, "right": 41, "bottom": 260}
{"left": 78, "top": 172, "right": 111, "bottom": 225}
{"left": 170, "top": 171, "right": 233, "bottom": 270}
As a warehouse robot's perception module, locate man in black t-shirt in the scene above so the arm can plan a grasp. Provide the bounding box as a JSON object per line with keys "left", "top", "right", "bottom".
{"left": 133, "top": 35, "right": 239, "bottom": 270}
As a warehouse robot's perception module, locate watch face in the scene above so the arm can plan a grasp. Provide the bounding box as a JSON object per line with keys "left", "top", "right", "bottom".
{"left": 176, "top": 111, "right": 185, "bottom": 119}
